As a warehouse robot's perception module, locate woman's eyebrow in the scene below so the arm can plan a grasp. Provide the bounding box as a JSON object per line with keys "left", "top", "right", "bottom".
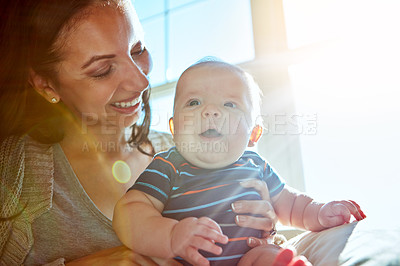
{"left": 81, "top": 54, "right": 115, "bottom": 69}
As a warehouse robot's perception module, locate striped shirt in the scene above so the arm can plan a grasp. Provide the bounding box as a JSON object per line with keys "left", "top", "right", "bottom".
{"left": 130, "top": 147, "right": 285, "bottom": 265}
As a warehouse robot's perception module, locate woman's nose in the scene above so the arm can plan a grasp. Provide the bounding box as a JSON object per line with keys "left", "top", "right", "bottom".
{"left": 123, "top": 60, "right": 149, "bottom": 92}
{"left": 202, "top": 105, "right": 221, "bottom": 118}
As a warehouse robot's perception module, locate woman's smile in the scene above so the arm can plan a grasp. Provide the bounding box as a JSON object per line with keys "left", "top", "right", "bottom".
{"left": 110, "top": 95, "right": 142, "bottom": 114}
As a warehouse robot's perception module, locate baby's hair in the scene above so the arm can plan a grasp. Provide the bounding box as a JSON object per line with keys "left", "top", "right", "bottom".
{"left": 178, "top": 57, "right": 263, "bottom": 126}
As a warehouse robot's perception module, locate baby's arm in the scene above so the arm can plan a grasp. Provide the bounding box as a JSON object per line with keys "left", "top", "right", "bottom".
{"left": 271, "top": 186, "right": 366, "bottom": 231}
{"left": 113, "top": 190, "right": 228, "bottom": 265}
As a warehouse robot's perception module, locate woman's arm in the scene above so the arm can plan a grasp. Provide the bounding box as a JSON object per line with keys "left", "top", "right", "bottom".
{"left": 65, "top": 246, "right": 158, "bottom": 266}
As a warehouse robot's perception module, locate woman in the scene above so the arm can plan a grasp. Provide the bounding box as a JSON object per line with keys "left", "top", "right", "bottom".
{"left": 0, "top": 0, "right": 277, "bottom": 265}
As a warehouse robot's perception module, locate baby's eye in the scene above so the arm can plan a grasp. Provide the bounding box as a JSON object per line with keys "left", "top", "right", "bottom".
{"left": 188, "top": 99, "right": 201, "bottom": 106}
{"left": 224, "top": 102, "right": 236, "bottom": 108}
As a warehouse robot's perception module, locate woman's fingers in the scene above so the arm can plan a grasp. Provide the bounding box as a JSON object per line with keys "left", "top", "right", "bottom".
{"left": 232, "top": 200, "right": 277, "bottom": 222}
{"left": 240, "top": 179, "right": 271, "bottom": 201}
{"left": 235, "top": 179, "right": 279, "bottom": 248}
{"left": 236, "top": 179, "right": 278, "bottom": 223}
{"left": 234, "top": 213, "right": 275, "bottom": 232}
{"left": 231, "top": 200, "right": 274, "bottom": 215}
{"left": 246, "top": 236, "right": 270, "bottom": 248}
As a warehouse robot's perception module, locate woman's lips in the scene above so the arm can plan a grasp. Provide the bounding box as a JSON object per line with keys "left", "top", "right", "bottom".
{"left": 110, "top": 101, "right": 141, "bottom": 114}
{"left": 111, "top": 96, "right": 141, "bottom": 108}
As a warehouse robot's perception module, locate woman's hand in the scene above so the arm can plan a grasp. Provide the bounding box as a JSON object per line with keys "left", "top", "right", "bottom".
{"left": 65, "top": 245, "right": 181, "bottom": 266}
{"left": 231, "top": 179, "right": 278, "bottom": 248}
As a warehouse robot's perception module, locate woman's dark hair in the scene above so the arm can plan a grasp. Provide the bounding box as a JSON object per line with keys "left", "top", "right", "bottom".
{"left": 0, "top": 0, "right": 153, "bottom": 154}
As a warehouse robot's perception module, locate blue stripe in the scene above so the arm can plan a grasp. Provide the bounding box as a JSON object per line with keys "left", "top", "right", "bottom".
{"left": 232, "top": 167, "right": 260, "bottom": 171}
{"left": 164, "top": 148, "right": 177, "bottom": 159}
{"left": 269, "top": 183, "right": 284, "bottom": 196}
{"left": 264, "top": 169, "right": 274, "bottom": 178}
{"left": 136, "top": 182, "right": 168, "bottom": 199}
{"left": 175, "top": 254, "right": 244, "bottom": 261}
{"left": 207, "top": 254, "right": 244, "bottom": 261}
{"left": 178, "top": 171, "right": 194, "bottom": 176}
{"left": 144, "top": 169, "right": 170, "bottom": 180}
{"left": 163, "top": 191, "right": 259, "bottom": 214}
{"left": 217, "top": 167, "right": 259, "bottom": 173}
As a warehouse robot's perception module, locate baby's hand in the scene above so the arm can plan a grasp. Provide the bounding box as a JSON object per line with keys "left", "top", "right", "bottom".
{"left": 170, "top": 217, "right": 229, "bottom": 266}
{"left": 318, "top": 200, "right": 366, "bottom": 228}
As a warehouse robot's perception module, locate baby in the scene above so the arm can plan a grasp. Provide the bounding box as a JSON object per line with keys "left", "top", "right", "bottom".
{"left": 113, "top": 59, "right": 366, "bottom": 266}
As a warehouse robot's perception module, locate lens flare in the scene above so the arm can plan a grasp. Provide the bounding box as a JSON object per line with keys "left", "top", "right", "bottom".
{"left": 112, "top": 160, "right": 131, "bottom": 183}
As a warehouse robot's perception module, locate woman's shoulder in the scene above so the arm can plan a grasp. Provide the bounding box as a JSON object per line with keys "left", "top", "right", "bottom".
{"left": 0, "top": 135, "right": 55, "bottom": 265}
{"left": 0, "top": 134, "right": 54, "bottom": 212}
{"left": 0, "top": 135, "right": 26, "bottom": 180}
{"left": 0, "top": 134, "right": 53, "bottom": 154}
{"left": 148, "top": 130, "right": 174, "bottom": 154}
{"left": 0, "top": 135, "right": 25, "bottom": 157}
{"left": 1, "top": 135, "right": 54, "bottom": 166}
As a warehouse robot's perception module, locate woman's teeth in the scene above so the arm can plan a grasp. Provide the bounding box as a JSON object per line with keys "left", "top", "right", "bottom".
{"left": 113, "top": 97, "right": 141, "bottom": 108}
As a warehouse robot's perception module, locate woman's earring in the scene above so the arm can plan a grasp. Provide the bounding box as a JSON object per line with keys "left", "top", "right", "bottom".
{"left": 51, "top": 97, "right": 58, "bottom": 103}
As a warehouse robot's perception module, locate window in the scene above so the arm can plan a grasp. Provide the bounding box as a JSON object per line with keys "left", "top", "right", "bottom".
{"left": 283, "top": 0, "right": 400, "bottom": 228}
{"left": 134, "top": 0, "right": 255, "bottom": 132}
{"left": 135, "top": 0, "right": 255, "bottom": 86}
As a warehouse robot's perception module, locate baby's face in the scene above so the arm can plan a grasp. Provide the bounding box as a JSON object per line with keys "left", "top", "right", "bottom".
{"left": 173, "top": 64, "right": 255, "bottom": 169}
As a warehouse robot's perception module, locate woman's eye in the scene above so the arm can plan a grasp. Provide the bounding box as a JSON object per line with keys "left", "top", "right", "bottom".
{"left": 188, "top": 99, "right": 200, "bottom": 106}
{"left": 131, "top": 43, "right": 145, "bottom": 58}
{"left": 131, "top": 47, "right": 144, "bottom": 57}
{"left": 93, "top": 66, "right": 112, "bottom": 79}
{"left": 224, "top": 102, "right": 236, "bottom": 108}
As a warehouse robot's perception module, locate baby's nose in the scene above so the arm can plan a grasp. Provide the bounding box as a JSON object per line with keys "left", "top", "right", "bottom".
{"left": 202, "top": 104, "right": 221, "bottom": 118}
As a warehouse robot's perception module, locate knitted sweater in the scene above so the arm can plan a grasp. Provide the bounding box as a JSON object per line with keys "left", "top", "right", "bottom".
{"left": 0, "top": 131, "right": 173, "bottom": 265}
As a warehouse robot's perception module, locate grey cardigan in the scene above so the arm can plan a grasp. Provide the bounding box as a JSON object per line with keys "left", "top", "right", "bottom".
{"left": 0, "top": 132, "right": 173, "bottom": 265}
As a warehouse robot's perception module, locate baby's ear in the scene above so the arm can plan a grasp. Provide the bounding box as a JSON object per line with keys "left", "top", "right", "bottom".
{"left": 169, "top": 117, "right": 174, "bottom": 135}
{"left": 248, "top": 125, "right": 263, "bottom": 147}
{"left": 29, "top": 69, "right": 60, "bottom": 103}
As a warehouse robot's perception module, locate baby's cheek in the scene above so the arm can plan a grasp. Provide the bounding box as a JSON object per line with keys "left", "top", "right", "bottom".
{"left": 230, "top": 113, "right": 253, "bottom": 134}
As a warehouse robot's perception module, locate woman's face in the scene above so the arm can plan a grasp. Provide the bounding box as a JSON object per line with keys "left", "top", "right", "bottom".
{"left": 51, "top": 3, "right": 151, "bottom": 132}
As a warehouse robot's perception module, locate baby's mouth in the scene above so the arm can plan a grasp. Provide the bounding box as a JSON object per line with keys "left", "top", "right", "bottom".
{"left": 200, "top": 129, "right": 222, "bottom": 138}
